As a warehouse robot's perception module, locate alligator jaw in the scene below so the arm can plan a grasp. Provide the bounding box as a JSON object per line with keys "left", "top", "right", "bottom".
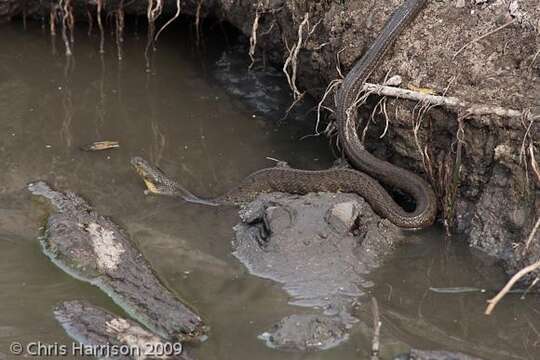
{"left": 130, "top": 156, "right": 170, "bottom": 195}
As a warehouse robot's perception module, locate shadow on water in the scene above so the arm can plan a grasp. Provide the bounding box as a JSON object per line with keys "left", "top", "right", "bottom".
{"left": 0, "top": 18, "right": 539, "bottom": 360}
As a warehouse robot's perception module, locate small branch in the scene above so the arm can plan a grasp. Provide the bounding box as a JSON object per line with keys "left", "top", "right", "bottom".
{"left": 485, "top": 259, "right": 540, "bottom": 315}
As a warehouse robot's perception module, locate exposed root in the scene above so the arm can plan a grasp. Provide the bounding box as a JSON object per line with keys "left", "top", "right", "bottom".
{"left": 247, "top": 1, "right": 281, "bottom": 70}
{"left": 86, "top": 2, "right": 93, "bottom": 36}
{"left": 59, "top": 0, "right": 74, "bottom": 56}
{"left": 115, "top": 0, "right": 125, "bottom": 61}
{"left": 314, "top": 79, "right": 342, "bottom": 135}
{"left": 154, "top": 0, "right": 181, "bottom": 43}
{"left": 248, "top": 2, "right": 263, "bottom": 69}
{"left": 518, "top": 112, "right": 539, "bottom": 187}
{"left": 283, "top": 12, "right": 320, "bottom": 101}
{"left": 145, "top": 0, "right": 164, "bottom": 70}
{"left": 96, "top": 0, "right": 105, "bottom": 53}
{"left": 411, "top": 99, "right": 437, "bottom": 185}
{"left": 361, "top": 82, "right": 536, "bottom": 120}
{"left": 49, "top": 4, "right": 58, "bottom": 36}
{"left": 195, "top": 0, "right": 204, "bottom": 46}
{"left": 280, "top": 93, "right": 305, "bottom": 121}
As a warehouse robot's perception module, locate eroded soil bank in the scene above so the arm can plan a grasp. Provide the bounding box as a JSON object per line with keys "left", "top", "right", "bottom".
{"left": 2, "top": 0, "right": 539, "bottom": 278}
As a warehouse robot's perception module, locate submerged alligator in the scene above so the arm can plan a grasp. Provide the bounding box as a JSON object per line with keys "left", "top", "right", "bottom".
{"left": 133, "top": 0, "right": 437, "bottom": 230}
{"left": 28, "top": 181, "right": 206, "bottom": 357}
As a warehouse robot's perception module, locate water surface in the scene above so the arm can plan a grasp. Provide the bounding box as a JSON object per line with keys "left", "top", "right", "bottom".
{"left": 1, "top": 21, "right": 539, "bottom": 360}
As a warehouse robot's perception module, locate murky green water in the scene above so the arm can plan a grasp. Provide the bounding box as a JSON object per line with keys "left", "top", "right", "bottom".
{"left": 1, "top": 21, "right": 539, "bottom": 360}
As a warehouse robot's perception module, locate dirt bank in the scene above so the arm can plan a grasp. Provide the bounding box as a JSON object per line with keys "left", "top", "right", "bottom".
{"left": 2, "top": 0, "right": 539, "bottom": 279}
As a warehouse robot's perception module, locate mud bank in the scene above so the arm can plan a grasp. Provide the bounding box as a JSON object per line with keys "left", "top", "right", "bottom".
{"left": 3, "top": 0, "right": 540, "bottom": 278}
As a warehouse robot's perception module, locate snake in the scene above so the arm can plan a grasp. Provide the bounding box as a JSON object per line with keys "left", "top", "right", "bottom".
{"left": 132, "top": 0, "right": 437, "bottom": 229}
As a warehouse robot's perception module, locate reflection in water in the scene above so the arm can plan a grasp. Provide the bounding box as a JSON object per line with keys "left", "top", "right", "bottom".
{"left": 146, "top": 72, "right": 167, "bottom": 165}
{"left": 60, "top": 55, "right": 74, "bottom": 148}
{"left": 96, "top": 54, "right": 107, "bottom": 137}
{"left": 0, "top": 20, "right": 539, "bottom": 360}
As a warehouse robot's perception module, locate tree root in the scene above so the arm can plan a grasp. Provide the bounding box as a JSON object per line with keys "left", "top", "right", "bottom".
{"left": 155, "top": 0, "right": 182, "bottom": 43}
{"left": 248, "top": 0, "right": 281, "bottom": 70}
{"left": 52, "top": 0, "right": 74, "bottom": 56}
{"left": 96, "top": 0, "right": 105, "bottom": 53}
{"left": 145, "top": 0, "right": 164, "bottom": 70}
{"left": 248, "top": 2, "right": 263, "bottom": 69}
{"left": 282, "top": 12, "right": 320, "bottom": 101}
{"left": 115, "top": 0, "right": 125, "bottom": 61}
{"left": 361, "top": 82, "right": 537, "bottom": 120}
{"left": 195, "top": 0, "right": 203, "bottom": 46}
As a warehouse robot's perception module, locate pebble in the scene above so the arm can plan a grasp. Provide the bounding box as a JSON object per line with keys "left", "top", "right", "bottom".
{"left": 326, "top": 201, "right": 359, "bottom": 234}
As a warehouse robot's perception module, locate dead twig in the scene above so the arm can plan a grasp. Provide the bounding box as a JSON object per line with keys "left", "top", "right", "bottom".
{"left": 485, "top": 259, "right": 540, "bottom": 315}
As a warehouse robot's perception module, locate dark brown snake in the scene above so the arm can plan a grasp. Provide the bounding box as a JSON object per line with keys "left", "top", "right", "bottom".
{"left": 133, "top": 0, "right": 437, "bottom": 229}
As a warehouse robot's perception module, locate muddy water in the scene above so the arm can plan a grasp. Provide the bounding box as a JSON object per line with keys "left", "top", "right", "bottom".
{"left": 1, "top": 21, "right": 539, "bottom": 360}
